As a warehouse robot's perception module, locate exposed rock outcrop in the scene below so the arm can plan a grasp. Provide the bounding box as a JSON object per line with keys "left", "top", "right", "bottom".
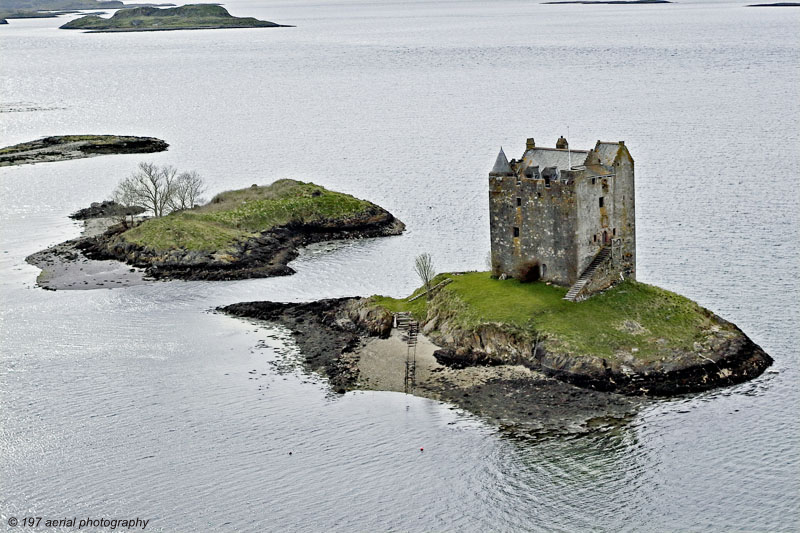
{"left": 0, "top": 135, "right": 168, "bottom": 167}
{"left": 419, "top": 303, "right": 772, "bottom": 396}
{"left": 70, "top": 200, "right": 145, "bottom": 220}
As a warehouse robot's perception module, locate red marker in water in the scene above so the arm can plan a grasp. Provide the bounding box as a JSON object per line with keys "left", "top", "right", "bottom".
{"left": 420, "top": 447, "right": 424, "bottom": 452}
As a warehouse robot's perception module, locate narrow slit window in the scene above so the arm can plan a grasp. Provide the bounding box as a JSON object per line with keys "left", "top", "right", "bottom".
{"left": 599, "top": 196, "right": 604, "bottom": 208}
{"left": 516, "top": 197, "right": 521, "bottom": 207}
{"left": 513, "top": 227, "right": 520, "bottom": 238}
{"left": 613, "top": 228, "right": 616, "bottom": 236}
{"left": 591, "top": 178, "right": 596, "bottom": 185}
{"left": 544, "top": 177, "right": 551, "bottom": 188}
{"left": 593, "top": 234, "right": 597, "bottom": 242}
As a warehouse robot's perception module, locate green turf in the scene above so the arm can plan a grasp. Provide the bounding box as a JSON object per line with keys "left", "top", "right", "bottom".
{"left": 121, "top": 179, "right": 379, "bottom": 252}
{"left": 371, "top": 272, "right": 726, "bottom": 360}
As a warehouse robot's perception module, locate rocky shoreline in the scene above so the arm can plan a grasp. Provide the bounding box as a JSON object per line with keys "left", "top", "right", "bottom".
{"left": 220, "top": 290, "right": 772, "bottom": 413}
{"left": 220, "top": 298, "right": 641, "bottom": 435}
{"left": 423, "top": 308, "right": 772, "bottom": 397}
{"left": 25, "top": 216, "right": 151, "bottom": 290}
{"left": 0, "top": 135, "right": 168, "bottom": 167}
{"left": 77, "top": 210, "right": 405, "bottom": 281}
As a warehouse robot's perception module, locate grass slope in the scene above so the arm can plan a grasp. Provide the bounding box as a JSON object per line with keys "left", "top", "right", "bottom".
{"left": 60, "top": 4, "right": 280, "bottom": 30}
{"left": 373, "top": 272, "right": 728, "bottom": 361}
{"left": 121, "top": 179, "right": 379, "bottom": 252}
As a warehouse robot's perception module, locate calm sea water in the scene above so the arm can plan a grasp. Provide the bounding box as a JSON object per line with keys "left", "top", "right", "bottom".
{"left": 1, "top": 0, "right": 798, "bottom": 531}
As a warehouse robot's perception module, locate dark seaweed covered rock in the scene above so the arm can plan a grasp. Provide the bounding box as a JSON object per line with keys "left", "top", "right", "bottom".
{"left": 70, "top": 201, "right": 145, "bottom": 220}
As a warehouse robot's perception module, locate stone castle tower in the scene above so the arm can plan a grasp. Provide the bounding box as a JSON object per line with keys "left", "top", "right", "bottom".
{"left": 488, "top": 137, "right": 636, "bottom": 301}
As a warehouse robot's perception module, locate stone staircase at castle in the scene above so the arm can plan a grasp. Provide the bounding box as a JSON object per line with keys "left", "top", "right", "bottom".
{"left": 563, "top": 247, "right": 611, "bottom": 302}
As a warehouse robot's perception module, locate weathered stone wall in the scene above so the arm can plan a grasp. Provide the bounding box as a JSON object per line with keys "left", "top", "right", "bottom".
{"left": 576, "top": 252, "right": 617, "bottom": 300}
{"left": 488, "top": 140, "right": 636, "bottom": 290}
{"left": 489, "top": 173, "right": 577, "bottom": 286}
{"left": 574, "top": 172, "right": 611, "bottom": 275}
{"left": 613, "top": 151, "right": 636, "bottom": 279}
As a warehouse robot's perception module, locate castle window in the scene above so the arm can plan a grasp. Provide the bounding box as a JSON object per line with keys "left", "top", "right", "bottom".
{"left": 613, "top": 228, "right": 616, "bottom": 236}
{"left": 599, "top": 196, "right": 604, "bottom": 208}
{"left": 591, "top": 178, "right": 596, "bottom": 185}
{"left": 593, "top": 234, "right": 597, "bottom": 242}
{"left": 537, "top": 192, "right": 542, "bottom": 198}
{"left": 544, "top": 177, "right": 551, "bottom": 188}
{"left": 516, "top": 197, "right": 521, "bottom": 207}
{"left": 513, "top": 227, "right": 520, "bottom": 238}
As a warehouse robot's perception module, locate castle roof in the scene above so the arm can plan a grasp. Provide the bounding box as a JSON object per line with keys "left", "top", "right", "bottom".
{"left": 594, "top": 142, "right": 624, "bottom": 166}
{"left": 522, "top": 147, "right": 589, "bottom": 172}
{"left": 490, "top": 147, "right": 513, "bottom": 176}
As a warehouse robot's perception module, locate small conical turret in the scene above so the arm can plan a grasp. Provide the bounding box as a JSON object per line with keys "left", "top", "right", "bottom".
{"left": 489, "top": 147, "right": 513, "bottom": 176}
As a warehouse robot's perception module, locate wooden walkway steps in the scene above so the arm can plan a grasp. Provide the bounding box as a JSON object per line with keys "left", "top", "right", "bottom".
{"left": 395, "top": 312, "right": 419, "bottom": 393}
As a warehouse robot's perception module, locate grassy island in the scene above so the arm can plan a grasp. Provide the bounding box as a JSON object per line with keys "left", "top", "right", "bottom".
{"left": 123, "top": 179, "right": 384, "bottom": 252}
{"left": 219, "top": 271, "right": 770, "bottom": 431}
{"left": 368, "top": 272, "right": 771, "bottom": 395}
{"left": 374, "top": 273, "right": 723, "bottom": 360}
{"left": 80, "top": 179, "right": 404, "bottom": 280}
{"left": 60, "top": 4, "right": 286, "bottom": 31}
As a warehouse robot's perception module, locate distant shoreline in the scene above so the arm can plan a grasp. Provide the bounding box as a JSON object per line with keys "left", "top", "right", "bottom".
{"left": 78, "top": 24, "right": 294, "bottom": 32}
{"left": 542, "top": 0, "right": 670, "bottom": 4}
{"left": 0, "top": 0, "right": 173, "bottom": 24}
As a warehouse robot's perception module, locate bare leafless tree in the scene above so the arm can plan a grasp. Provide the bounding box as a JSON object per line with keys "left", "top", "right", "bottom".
{"left": 112, "top": 179, "right": 140, "bottom": 227}
{"left": 113, "top": 162, "right": 178, "bottom": 218}
{"left": 414, "top": 253, "right": 436, "bottom": 298}
{"left": 168, "top": 170, "right": 206, "bottom": 212}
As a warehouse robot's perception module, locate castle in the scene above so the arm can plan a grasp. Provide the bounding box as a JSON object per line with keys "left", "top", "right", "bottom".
{"left": 488, "top": 137, "right": 636, "bottom": 301}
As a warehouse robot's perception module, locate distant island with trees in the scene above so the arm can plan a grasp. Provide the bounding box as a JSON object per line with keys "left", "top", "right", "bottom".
{"left": 60, "top": 3, "right": 289, "bottom": 32}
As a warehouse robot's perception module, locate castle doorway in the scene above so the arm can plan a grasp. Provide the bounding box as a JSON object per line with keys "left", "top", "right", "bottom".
{"left": 540, "top": 264, "right": 547, "bottom": 278}
{"left": 603, "top": 231, "right": 609, "bottom": 245}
